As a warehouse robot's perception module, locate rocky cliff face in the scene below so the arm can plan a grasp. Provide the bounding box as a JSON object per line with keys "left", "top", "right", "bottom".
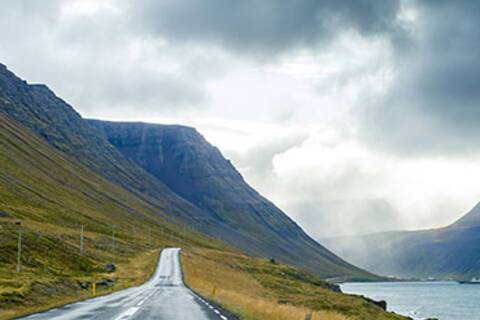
{"left": 89, "top": 120, "right": 373, "bottom": 279}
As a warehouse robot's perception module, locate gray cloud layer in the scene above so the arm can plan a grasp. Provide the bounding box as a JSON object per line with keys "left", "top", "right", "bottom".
{"left": 362, "top": 0, "right": 480, "bottom": 155}
{"left": 135, "top": 0, "right": 403, "bottom": 57}
{"left": 3, "top": 0, "right": 480, "bottom": 237}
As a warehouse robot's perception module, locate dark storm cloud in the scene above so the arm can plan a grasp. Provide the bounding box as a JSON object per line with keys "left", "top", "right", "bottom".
{"left": 134, "top": 0, "right": 404, "bottom": 56}
{"left": 362, "top": 1, "right": 480, "bottom": 154}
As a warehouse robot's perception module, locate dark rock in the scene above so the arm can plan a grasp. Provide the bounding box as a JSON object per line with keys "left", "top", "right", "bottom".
{"left": 105, "top": 263, "right": 116, "bottom": 273}
{"left": 96, "top": 279, "right": 114, "bottom": 287}
{"left": 0, "top": 210, "right": 9, "bottom": 217}
{"left": 361, "top": 295, "right": 387, "bottom": 310}
{"left": 325, "top": 282, "right": 342, "bottom": 293}
{"left": 78, "top": 281, "right": 91, "bottom": 290}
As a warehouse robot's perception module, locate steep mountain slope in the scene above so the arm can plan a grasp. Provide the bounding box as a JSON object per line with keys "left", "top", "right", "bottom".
{"left": 450, "top": 202, "right": 480, "bottom": 228}
{"left": 324, "top": 203, "right": 480, "bottom": 280}
{"left": 0, "top": 63, "right": 403, "bottom": 320}
{"left": 0, "top": 63, "right": 208, "bottom": 225}
{"left": 89, "top": 120, "right": 374, "bottom": 280}
{"left": 0, "top": 62, "right": 373, "bottom": 280}
{"left": 0, "top": 111, "right": 209, "bottom": 318}
{"left": 0, "top": 114, "right": 401, "bottom": 320}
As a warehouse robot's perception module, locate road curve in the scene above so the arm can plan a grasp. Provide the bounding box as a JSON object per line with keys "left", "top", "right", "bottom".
{"left": 19, "top": 248, "right": 229, "bottom": 320}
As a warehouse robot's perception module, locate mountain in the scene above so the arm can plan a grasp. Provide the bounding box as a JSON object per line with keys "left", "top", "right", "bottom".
{"left": 450, "top": 202, "right": 480, "bottom": 228}
{"left": 88, "top": 120, "right": 375, "bottom": 280}
{"left": 0, "top": 100, "right": 208, "bottom": 318}
{"left": 0, "top": 63, "right": 373, "bottom": 280}
{"left": 0, "top": 63, "right": 210, "bottom": 225}
{"left": 324, "top": 202, "right": 480, "bottom": 280}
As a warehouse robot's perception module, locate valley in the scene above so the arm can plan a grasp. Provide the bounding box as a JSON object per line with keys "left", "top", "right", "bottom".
{"left": 0, "top": 64, "right": 400, "bottom": 319}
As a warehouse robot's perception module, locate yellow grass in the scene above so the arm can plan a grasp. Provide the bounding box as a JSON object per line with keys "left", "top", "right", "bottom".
{"left": 1, "top": 248, "right": 161, "bottom": 320}
{"left": 182, "top": 248, "right": 350, "bottom": 320}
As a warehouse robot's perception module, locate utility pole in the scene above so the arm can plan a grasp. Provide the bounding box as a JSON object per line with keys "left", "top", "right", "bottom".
{"left": 80, "top": 225, "right": 84, "bottom": 256}
{"left": 16, "top": 221, "right": 22, "bottom": 273}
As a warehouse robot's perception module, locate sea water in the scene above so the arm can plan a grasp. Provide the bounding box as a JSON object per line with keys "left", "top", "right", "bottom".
{"left": 341, "top": 281, "right": 480, "bottom": 320}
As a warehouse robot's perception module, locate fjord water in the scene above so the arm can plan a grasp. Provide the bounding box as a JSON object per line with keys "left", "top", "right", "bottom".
{"left": 342, "top": 281, "right": 480, "bottom": 320}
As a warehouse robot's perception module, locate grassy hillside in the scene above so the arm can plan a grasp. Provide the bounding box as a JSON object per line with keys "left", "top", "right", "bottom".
{"left": 182, "top": 248, "right": 406, "bottom": 320}
{"left": 0, "top": 63, "right": 210, "bottom": 226}
{"left": 0, "top": 62, "right": 375, "bottom": 281}
{"left": 0, "top": 113, "right": 404, "bottom": 320}
{"left": 90, "top": 120, "right": 377, "bottom": 281}
{"left": 0, "top": 113, "right": 213, "bottom": 319}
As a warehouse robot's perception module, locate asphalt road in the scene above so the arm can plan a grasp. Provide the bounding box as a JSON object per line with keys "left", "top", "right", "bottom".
{"left": 19, "top": 248, "right": 229, "bottom": 320}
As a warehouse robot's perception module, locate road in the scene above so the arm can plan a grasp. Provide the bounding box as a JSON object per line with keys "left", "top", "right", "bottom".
{"left": 19, "top": 248, "right": 230, "bottom": 320}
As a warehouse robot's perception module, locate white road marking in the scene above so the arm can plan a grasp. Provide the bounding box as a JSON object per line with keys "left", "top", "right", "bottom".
{"left": 19, "top": 249, "right": 232, "bottom": 320}
{"left": 114, "top": 306, "right": 140, "bottom": 320}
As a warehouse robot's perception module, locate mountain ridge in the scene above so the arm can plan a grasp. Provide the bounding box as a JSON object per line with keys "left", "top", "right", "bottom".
{"left": 88, "top": 119, "right": 372, "bottom": 279}
{"left": 324, "top": 202, "right": 480, "bottom": 279}
{"left": 0, "top": 62, "right": 375, "bottom": 280}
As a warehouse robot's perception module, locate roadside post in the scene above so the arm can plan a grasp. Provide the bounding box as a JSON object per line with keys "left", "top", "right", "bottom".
{"left": 16, "top": 221, "right": 22, "bottom": 273}
{"left": 80, "top": 225, "right": 84, "bottom": 256}
{"left": 211, "top": 285, "right": 217, "bottom": 297}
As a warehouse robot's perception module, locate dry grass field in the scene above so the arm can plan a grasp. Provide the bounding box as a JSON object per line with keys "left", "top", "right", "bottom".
{"left": 182, "top": 248, "right": 405, "bottom": 320}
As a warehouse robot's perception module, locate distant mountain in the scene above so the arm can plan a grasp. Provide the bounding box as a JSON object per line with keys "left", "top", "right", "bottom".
{"left": 450, "top": 202, "right": 480, "bottom": 228}
{"left": 324, "top": 203, "right": 480, "bottom": 280}
{"left": 0, "top": 63, "right": 374, "bottom": 280}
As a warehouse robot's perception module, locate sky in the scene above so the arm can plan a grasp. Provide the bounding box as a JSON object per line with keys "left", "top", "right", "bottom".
{"left": 1, "top": 0, "right": 480, "bottom": 238}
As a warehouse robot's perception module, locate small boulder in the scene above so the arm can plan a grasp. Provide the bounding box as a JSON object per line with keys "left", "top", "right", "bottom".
{"left": 78, "top": 281, "right": 91, "bottom": 290}
{"left": 96, "top": 279, "right": 115, "bottom": 288}
{"left": 0, "top": 210, "right": 9, "bottom": 218}
{"left": 377, "top": 300, "right": 387, "bottom": 310}
{"left": 105, "top": 263, "right": 116, "bottom": 273}
{"left": 362, "top": 295, "right": 387, "bottom": 310}
{"left": 325, "top": 282, "right": 342, "bottom": 293}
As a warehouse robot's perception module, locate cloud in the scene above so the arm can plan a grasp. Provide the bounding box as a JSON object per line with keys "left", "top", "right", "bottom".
{"left": 3, "top": 0, "right": 480, "bottom": 239}
{"left": 0, "top": 0, "right": 213, "bottom": 118}
{"left": 134, "top": 0, "right": 404, "bottom": 57}
{"left": 361, "top": 0, "right": 480, "bottom": 155}
{"left": 292, "top": 199, "right": 405, "bottom": 238}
